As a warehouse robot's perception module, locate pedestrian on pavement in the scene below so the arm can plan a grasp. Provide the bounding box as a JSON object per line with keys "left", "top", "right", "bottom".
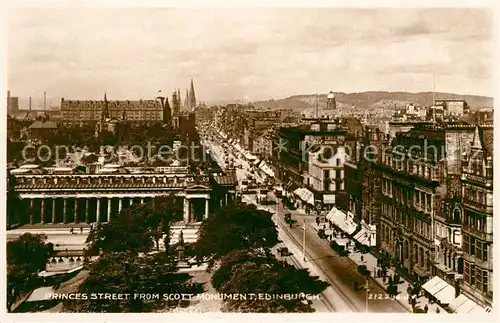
{"left": 361, "top": 255, "right": 364, "bottom": 262}
{"left": 436, "top": 307, "right": 440, "bottom": 313}
{"left": 80, "top": 225, "right": 83, "bottom": 233}
{"left": 424, "top": 304, "right": 428, "bottom": 313}
{"left": 90, "top": 223, "right": 93, "bottom": 231}
{"left": 70, "top": 226, "right": 73, "bottom": 234}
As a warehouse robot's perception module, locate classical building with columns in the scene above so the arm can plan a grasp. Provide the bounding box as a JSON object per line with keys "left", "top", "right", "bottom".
{"left": 8, "top": 164, "right": 236, "bottom": 227}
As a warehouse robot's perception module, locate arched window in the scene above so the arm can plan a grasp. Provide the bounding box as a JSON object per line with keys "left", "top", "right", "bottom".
{"left": 414, "top": 245, "right": 418, "bottom": 264}
{"left": 419, "top": 247, "right": 424, "bottom": 267}
{"left": 404, "top": 241, "right": 409, "bottom": 260}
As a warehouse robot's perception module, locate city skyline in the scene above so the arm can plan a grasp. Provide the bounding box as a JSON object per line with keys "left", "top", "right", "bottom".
{"left": 7, "top": 7, "right": 494, "bottom": 104}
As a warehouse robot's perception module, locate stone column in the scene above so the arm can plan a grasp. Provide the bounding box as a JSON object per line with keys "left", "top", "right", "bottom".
{"left": 225, "top": 193, "right": 228, "bottom": 206}
{"left": 140, "top": 198, "right": 144, "bottom": 204}
{"left": 41, "top": 199, "right": 45, "bottom": 224}
{"left": 52, "top": 199, "right": 56, "bottom": 223}
{"left": 190, "top": 202, "right": 195, "bottom": 223}
{"left": 85, "top": 199, "right": 89, "bottom": 223}
{"left": 183, "top": 198, "right": 190, "bottom": 223}
{"left": 96, "top": 198, "right": 101, "bottom": 223}
{"left": 118, "top": 198, "right": 123, "bottom": 213}
{"left": 30, "top": 199, "right": 34, "bottom": 224}
{"left": 107, "top": 198, "right": 112, "bottom": 222}
{"left": 63, "top": 198, "right": 67, "bottom": 223}
{"left": 205, "top": 198, "right": 209, "bottom": 219}
{"left": 74, "top": 199, "right": 79, "bottom": 224}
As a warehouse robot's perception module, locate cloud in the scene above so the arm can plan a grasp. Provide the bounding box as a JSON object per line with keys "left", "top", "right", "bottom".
{"left": 7, "top": 7, "right": 494, "bottom": 102}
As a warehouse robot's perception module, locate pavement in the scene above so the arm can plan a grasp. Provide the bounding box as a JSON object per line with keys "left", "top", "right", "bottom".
{"left": 279, "top": 197, "right": 447, "bottom": 314}
{"left": 204, "top": 131, "right": 441, "bottom": 313}
{"left": 310, "top": 219, "right": 447, "bottom": 314}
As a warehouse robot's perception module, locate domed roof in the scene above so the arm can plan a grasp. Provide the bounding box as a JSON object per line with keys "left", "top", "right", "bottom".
{"left": 327, "top": 91, "right": 335, "bottom": 99}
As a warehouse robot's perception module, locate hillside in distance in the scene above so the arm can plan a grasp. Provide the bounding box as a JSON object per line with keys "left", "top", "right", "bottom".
{"left": 254, "top": 91, "right": 494, "bottom": 112}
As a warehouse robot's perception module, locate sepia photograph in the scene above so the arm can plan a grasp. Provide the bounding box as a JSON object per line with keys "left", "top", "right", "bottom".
{"left": 2, "top": 0, "right": 496, "bottom": 320}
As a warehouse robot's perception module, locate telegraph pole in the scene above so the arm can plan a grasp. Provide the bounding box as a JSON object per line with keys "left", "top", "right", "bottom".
{"left": 302, "top": 219, "right": 306, "bottom": 262}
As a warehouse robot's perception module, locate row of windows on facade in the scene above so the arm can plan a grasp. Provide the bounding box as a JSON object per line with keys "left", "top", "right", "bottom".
{"left": 380, "top": 227, "right": 431, "bottom": 270}
{"left": 381, "top": 203, "right": 432, "bottom": 240}
{"left": 62, "top": 112, "right": 161, "bottom": 117}
{"left": 17, "top": 176, "right": 189, "bottom": 185}
{"left": 435, "top": 247, "right": 462, "bottom": 272}
{"left": 469, "top": 158, "right": 492, "bottom": 178}
{"left": 435, "top": 222, "right": 461, "bottom": 245}
{"left": 463, "top": 185, "right": 491, "bottom": 207}
{"left": 463, "top": 261, "right": 490, "bottom": 294}
{"left": 382, "top": 179, "right": 433, "bottom": 213}
{"left": 463, "top": 234, "right": 490, "bottom": 263}
{"left": 463, "top": 209, "right": 491, "bottom": 233}
{"left": 384, "top": 154, "right": 440, "bottom": 180}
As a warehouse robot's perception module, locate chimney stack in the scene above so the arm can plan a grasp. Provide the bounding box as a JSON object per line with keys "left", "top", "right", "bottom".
{"left": 44, "top": 91, "right": 47, "bottom": 110}
{"left": 29, "top": 96, "right": 32, "bottom": 111}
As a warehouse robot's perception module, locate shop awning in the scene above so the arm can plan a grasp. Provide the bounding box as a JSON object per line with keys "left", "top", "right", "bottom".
{"left": 234, "top": 144, "right": 243, "bottom": 152}
{"left": 293, "top": 188, "right": 315, "bottom": 205}
{"left": 449, "top": 294, "right": 482, "bottom": 314}
{"left": 259, "top": 163, "right": 275, "bottom": 177}
{"left": 354, "top": 228, "right": 374, "bottom": 247}
{"left": 245, "top": 153, "right": 257, "bottom": 160}
{"left": 253, "top": 159, "right": 261, "bottom": 166}
{"left": 323, "top": 194, "right": 336, "bottom": 204}
{"left": 422, "top": 276, "right": 456, "bottom": 304}
{"left": 422, "top": 276, "right": 446, "bottom": 295}
{"left": 326, "top": 207, "right": 357, "bottom": 235}
{"left": 434, "top": 284, "right": 456, "bottom": 305}
{"left": 332, "top": 237, "right": 349, "bottom": 246}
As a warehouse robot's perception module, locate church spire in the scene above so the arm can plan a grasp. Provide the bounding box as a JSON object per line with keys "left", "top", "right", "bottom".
{"left": 184, "top": 89, "right": 189, "bottom": 111}
{"left": 177, "top": 89, "right": 182, "bottom": 108}
{"left": 471, "top": 125, "right": 483, "bottom": 150}
{"left": 102, "top": 92, "right": 109, "bottom": 120}
{"left": 189, "top": 78, "right": 196, "bottom": 111}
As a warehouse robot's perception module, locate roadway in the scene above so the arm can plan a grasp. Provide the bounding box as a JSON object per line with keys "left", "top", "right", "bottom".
{"left": 200, "top": 126, "right": 408, "bottom": 313}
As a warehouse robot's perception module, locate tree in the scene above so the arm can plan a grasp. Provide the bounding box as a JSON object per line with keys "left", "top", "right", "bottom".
{"left": 63, "top": 252, "right": 203, "bottom": 312}
{"left": 7, "top": 174, "right": 26, "bottom": 227}
{"left": 7, "top": 233, "right": 54, "bottom": 312}
{"left": 212, "top": 248, "right": 328, "bottom": 313}
{"left": 86, "top": 195, "right": 182, "bottom": 255}
{"left": 195, "top": 203, "right": 279, "bottom": 268}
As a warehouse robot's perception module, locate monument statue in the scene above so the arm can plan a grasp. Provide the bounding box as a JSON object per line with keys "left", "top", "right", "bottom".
{"left": 176, "top": 229, "right": 188, "bottom": 268}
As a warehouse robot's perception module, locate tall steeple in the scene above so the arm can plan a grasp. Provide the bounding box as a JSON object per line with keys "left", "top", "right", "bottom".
{"left": 102, "top": 92, "right": 109, "bottom": 120}
{"left": 184, "top": 89, "right": 189, "bottom": 111}
{"left": 189, "top": 78, "right": 196, "bottom": 111}
{"left": 172, "top": 90, "right": 180, "bottom": 116}
{"left": 177, "top": 89, "right": 182, "bottom": 109}
{"left": 163, "top": 97, "right": 171, "bottom": 125}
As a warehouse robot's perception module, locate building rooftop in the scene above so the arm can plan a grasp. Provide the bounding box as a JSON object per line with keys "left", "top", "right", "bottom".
{"left": 29, "top": 120, "right": 58, "bottom": 129}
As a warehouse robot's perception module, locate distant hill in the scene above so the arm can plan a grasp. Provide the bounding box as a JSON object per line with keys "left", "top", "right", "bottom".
{"left": 253, "top": 91, "right": 493, "bottom": 113}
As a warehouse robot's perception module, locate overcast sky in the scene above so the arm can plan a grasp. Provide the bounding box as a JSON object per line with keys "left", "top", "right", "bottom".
{"left": 7, "top": 7, "right": 494, "bottom": 105}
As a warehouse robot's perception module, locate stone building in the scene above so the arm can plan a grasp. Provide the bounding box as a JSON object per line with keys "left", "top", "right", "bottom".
{"left": 7, "top": 164, "right": 236, "bottom": 227}
{"left": 60, "top": 93, "right": 168, "bottom": 124}
{"left": 460, "top": 125, "right": 493, "bottom": 308}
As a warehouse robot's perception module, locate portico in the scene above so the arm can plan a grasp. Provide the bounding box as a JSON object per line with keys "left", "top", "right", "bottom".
{"left": 11, "top": 172, "right": 215, "bottom": 226}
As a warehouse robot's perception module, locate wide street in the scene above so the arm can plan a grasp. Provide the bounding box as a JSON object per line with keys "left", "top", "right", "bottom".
{"left": 203, "top": 127, "right": 408, "bottom": 313}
